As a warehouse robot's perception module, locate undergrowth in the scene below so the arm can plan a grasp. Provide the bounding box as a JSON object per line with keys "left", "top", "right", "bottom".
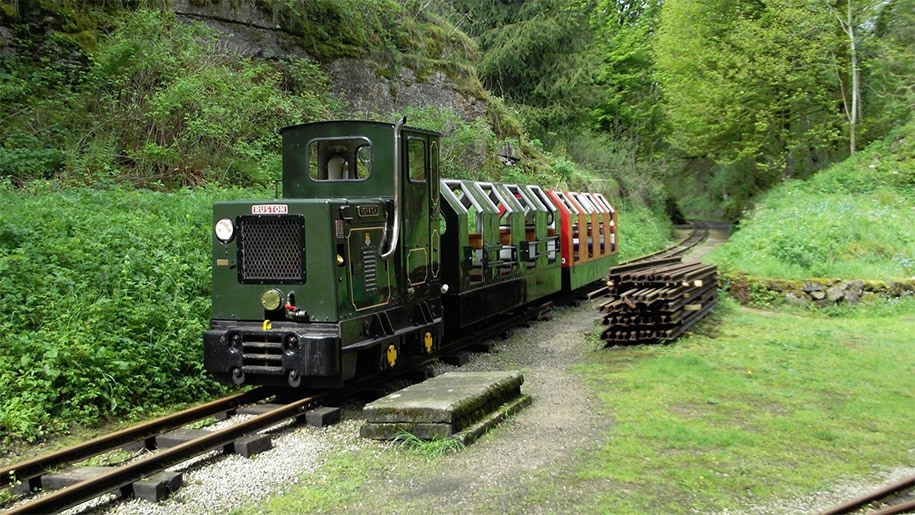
{"left": 1, "top": 9, "right": 337, "bottom": 188}
{"left": 0, "top": 185, "right": 265, "bottom": 444}
{"left": 706, "top": 119, "right": 915, "bottom": 281}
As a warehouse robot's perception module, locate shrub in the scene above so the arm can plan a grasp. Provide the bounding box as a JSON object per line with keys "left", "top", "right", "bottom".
{"left": 0, "top": 186, "right": 263, "bottom": 443}
{"left": 0, "top": 9, "right": 338, "bottom": 188}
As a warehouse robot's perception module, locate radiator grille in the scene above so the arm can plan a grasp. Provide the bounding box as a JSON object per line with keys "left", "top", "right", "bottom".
{"left": 237, "top": 215, "right": 305, "bottom": 283}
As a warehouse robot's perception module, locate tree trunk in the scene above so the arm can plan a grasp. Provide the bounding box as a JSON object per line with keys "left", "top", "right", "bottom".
{"left": 847, "top": 0, "right": 859, "bottom": 155}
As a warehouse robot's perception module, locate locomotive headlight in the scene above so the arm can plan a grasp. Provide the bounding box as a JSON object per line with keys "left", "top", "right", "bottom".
{"left": 214, "top": 218, "right": 234, "bottom": 243}
{"left": 261, "top": 289, "right": 283, "bottom": 311}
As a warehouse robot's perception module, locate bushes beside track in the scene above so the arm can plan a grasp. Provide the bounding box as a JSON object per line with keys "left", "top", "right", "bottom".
{"left": 706, "top": 120, "right": 915, "bottom": 282}
{"left": 0, "top": 185, "right": 265, "bottom": 443}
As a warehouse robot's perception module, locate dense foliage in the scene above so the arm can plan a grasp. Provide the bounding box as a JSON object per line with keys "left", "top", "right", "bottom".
{"left": 443, "top": 0, "right": 914, "bottom": 217}
{"left": 706, "top": 120, "right": 915, "bottom": 280}
{"left": 652, "top": 0, "right": 914, "bottom": 217}
{"left": 0, "top": 8, "right": 336, "bottom": 188}
{"left": 443, "top": 0, "right": 601, "bottom": 139}
{"left": 586, "top": 0, "right": 665, "bottom": 156}
{"left": 0, "top": 186, "right": 267, "bottom": 442}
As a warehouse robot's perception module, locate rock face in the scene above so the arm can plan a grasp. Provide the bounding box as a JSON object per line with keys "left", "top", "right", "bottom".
{"left": 326, "top": 59, "right": 485, "bottom": 120}
{"left": 171, "top": 0, "right": 484, "bottom": 121}
{"left": 173, "top": 0, "right": 315, "bottom": 60}
{"left": 1, "top": 1, "right": 485, "bottom": 122}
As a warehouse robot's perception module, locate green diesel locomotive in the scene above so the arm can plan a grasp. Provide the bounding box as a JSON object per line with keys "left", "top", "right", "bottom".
{"left": 204, "top": 119, "right": 618, "bottom": 389}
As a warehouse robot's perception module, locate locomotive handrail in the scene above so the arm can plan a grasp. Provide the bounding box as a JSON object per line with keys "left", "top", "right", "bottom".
{"left": 380, "top": 116, "right": 406, "bottom": 260}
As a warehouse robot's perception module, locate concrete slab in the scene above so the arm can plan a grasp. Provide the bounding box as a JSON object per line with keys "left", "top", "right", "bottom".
{"left": 360, "top": 371, "right": 527, "bottom": 441}
{"left": 360, "top": 395, "right": 531, "bottom": 443}
{"left": 360, "top": 421, "right": 453, "bottom": 440}
{"left": 452, "top": 394, "right": 531, "bottom": 445}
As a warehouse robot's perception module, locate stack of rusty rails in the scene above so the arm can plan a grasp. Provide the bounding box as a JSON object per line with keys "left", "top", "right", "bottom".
{"left": 599, "top": 258, "right": 718, "bottom": 345}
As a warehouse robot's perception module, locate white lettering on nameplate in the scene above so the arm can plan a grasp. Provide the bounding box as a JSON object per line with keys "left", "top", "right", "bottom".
{"left": 251, "top": 204, "right": 288, "bottom": 214}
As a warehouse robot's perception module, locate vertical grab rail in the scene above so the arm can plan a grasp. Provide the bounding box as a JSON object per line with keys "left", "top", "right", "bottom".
{"left": 381, "top": 117, "right": 406, "bottom": 260}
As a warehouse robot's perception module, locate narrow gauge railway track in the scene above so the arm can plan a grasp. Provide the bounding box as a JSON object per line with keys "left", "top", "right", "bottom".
{"left": 0, "top": 388, "right": 274, "bottom": 493}
{"left": 598, "top": 222, "right": 719, "bottom": 345}
{"left": 2, "top": 388, "right": 332, "bottom": 514}
{"left": 821, "top": 474, "right": 915, "bottom": 515}
{"left": 1, "top": 297, "right": 565, "bottom": 515}
{"left": 620, "top": 221, "right": 711, "bottom": 267}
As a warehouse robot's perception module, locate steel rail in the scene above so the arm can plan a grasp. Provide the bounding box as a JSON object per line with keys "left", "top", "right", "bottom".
{"left": 870, "top": 499, "right": 915, "bottom": 515}
{"left": 5, "top": 392, "right": 328, "bottom": 514}
{"left": 0, "top": 387, "right": 275, "bottom": 489}
{"left": 610, "top": 222, "right": 711, "bottom": 273}
{"left": 820, "top": 474, "right": 915, "bottom": 515}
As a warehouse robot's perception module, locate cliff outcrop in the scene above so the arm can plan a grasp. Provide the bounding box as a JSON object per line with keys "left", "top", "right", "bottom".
{"left": 170, "top": 0, "right": 485, "bottom": 121}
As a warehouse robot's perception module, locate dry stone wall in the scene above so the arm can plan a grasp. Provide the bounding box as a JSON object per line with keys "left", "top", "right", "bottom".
{"left": 728, "top": 275, "right": 915, "bottom": 308}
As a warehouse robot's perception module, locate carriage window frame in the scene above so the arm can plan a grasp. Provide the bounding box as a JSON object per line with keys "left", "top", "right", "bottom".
{"left": 306, "top": 136, "right": 373, "bottom": 182}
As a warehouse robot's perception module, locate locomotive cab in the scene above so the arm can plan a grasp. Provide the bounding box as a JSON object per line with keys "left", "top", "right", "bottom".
{"left": 204, "top": 120, "right": 443, "bottom": 388}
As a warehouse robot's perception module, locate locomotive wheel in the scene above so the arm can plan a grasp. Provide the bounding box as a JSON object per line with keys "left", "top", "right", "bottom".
{"left": 385, "top": 344, "right": 398, "bottom": 368}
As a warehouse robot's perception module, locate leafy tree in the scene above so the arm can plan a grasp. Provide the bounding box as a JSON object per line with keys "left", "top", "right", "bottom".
{"left": 861, "top": 0, "right": 915, "bottom": 135}
{"left": 824, "top": 0, "right": 915, "bottom": 155}
{"left": 444, "top": 0, "right": 603, "bottom": 141}
{"left": 586, "top": 0, "right": 666, "bottom": 155}
{"left": 656, "top": 0, "right": 848, "bottom": 185}
{"left": 656, "top": 0, "right": 913, "bottom": 185}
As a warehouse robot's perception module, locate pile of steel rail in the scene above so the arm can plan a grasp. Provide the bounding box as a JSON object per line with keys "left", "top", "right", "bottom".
{"left": 598, "top": 257, "right": 718, "bottom": 345}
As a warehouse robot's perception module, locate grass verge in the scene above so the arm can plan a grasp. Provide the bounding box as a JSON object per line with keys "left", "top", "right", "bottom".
{"left": 574, "top": 295, "right": 915, "bottom": 512}
{"left": 238, "top": 295, "right": 914, "bottom": 513}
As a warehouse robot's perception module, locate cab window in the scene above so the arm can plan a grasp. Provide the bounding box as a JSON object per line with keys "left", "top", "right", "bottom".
{"left": 307, "top": 137, "right": 373, "bottom": 181}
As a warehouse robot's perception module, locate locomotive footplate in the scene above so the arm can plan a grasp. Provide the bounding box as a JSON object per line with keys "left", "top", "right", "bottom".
{"left": 204, "top": 321, "right": 341, "bottom": 388}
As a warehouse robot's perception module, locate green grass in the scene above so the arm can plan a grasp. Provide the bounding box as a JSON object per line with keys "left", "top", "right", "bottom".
{"left": 392, "top": 430, "right": 466, "bottom": 457}
{"left": 574, "top": 296, "right": 915, "bottom": 512}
